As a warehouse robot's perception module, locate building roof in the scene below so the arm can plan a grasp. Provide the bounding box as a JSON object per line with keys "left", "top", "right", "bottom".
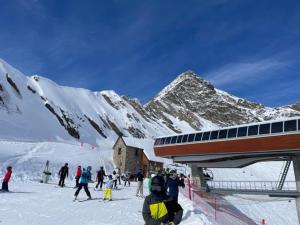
{"left": 121, "top": 137, "right": 171, "bottom": 164}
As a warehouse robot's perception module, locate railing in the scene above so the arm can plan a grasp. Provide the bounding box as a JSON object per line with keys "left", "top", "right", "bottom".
{"left": 207, "top": 180, "right": 297, "bottom": 192}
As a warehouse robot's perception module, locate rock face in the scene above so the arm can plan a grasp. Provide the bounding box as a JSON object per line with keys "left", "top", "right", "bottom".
{"left": 146, "top": 71, "right": 300, "bottom": 129}
{"left": 0, "top": 58, "right": 299, "bottom": 144}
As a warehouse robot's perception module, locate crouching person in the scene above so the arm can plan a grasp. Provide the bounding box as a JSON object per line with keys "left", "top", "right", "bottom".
{"left": 142, "top": 175, "right": 183, "bottom": 225}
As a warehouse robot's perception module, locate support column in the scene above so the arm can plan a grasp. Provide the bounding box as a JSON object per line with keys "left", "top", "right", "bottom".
{"left": 293, "top": 155, "right": 300, "bottom": 225}
{"left": 190, "top": 164, "right": 207, "bottom": 189}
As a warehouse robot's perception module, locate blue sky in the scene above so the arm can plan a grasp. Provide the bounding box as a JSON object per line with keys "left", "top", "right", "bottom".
{"left": 0, "top": 0, "right": 299, "bottom": 107}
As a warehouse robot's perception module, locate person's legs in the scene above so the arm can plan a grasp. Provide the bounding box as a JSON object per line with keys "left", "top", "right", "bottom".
{"left": 61, "top": 176, "right": 66, "bottom": 187}
{"left": 104, "top": 188, "right": 108, "bottom": 199}
{"left": 75, "top": 177, "right": 79, "bottom": 187}
{"left": 100, "top": 179, "right": 104, "bottom": 189}
{"left": 58, "top": 176, "right": 63, "bottom": 186}
{"left": 83, "top": 184, "right": 91, "bottom": 198}
{"left": 2, "top": 181, "right": 8, "bottom": 191}
{"left": 136, "top": 182, "right": 141, "bottom": 196}
{"left": 95, "top": 180, "right": 100, "bottom": 189}
{"left": 74, "top": 183, "right": 83, "bottom": 197}
{"left": 108, "top": 189, "right": 112, "bottom": 200}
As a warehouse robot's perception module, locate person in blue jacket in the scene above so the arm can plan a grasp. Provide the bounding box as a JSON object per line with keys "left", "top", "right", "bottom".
{"left": 74, "top": 166, "right": 92, "bottom": 200}
{"left": 166, "top": 170, "right": 184, "bottom": 203}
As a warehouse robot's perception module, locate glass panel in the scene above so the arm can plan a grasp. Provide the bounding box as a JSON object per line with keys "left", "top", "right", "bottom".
{"left": 271, "top": 122, "right": 283, "bottom": 133}
{"left": 176, "top": 135, "right": 183, "bottom": 143}
{"left": 170, "top": 136, "right": 177, "bottom": 144}
{"left": 248, "top": 125, "right": 259, "bottom": 136}
{"left": 195, "top": 133, "right": 203, "bottom": 141}
{"left": 188, "top": 133, "right": 195, "bottom": 142}
{"left": 237, "top": 127, "right": 247, "bottom": 137}
{"left": 154, "top": 139, "right": 160, "bottom": 145}
{"left": 181, "top": 134, "right": 188, "bottom": 143}
{"left": 284, "top": 120, "right": 297, "bottom": 132}
{"left": 210, "top": 131, "right": 219, "bottom": 140}
{"left": 160, "top": 138, "right": 166, "bottom": 145}
{"left": 298, "top": 119, "right": 300, "bottom": 131}
{"left": 202, "top": 132, "right": 210, "bottom": 141}
{"left": 228, "top": 128, "right": 237, "bottom": 138}
{"left": 165, "top": 137, "right": 172, "bottom": 145}
{"left": 259, "top": 123, "right": 270, "bottom": 135}
{"left": 218, "top": 130, "right": 228, "bottom": 139}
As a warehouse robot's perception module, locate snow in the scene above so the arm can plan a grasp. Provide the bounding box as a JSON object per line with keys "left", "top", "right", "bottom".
{"left": 0, "top": 180, "right": 209, "bottom": 225}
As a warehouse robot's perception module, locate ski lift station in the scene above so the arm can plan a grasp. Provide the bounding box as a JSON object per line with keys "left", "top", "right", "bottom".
{"left": 154, "top": 117, "right": 300, "bottom": 224}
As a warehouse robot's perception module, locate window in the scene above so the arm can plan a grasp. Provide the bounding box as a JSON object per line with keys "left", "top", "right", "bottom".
{"left": 248, "top": 125, "right": 259, "bottom": 136}
{"left": 259, "top": 123, "right": 270, "bottom": 135}
{"left": 218, "top": 130, "right": 228, "bottom": 139}
{"left": 135, "top": 149, "right": 138, "bottom": 156}
{"left": 118, "top": 148, "right": 122, "bottom": 155}
{"left": 188, "top": 133, "right": 195, "bottom": 142}
{"left": 154, "top": 139, "right": 160, "bottom": 145}
{"left": 271, "top": 122, "right": 283, "bottom": 133}
{"left": 228, "top": 128, "right": 237, "bottom": 138}
{"left": 202, "top": 132, "right": 210, "bottom": 141}
{"left": 170, "top": 136, "right": 177, "bottom": 144}
{"left": 176, "top": 135, "right": 183, "bottom": 143}
{"left": 195, "top": 133, "right": 203, "bottom": 141}
{"left": 181, "top": 134, "right": 188, "bottom": 143}
{"left": 284, "top": 120, "right": 297, "bottom": 132}
{"left": 210, "top": 131, "right": 219, "bottom": 140}
{"left": 298, "top": 120, "right": 300, "bottom": 131}
{"left": 237, "top": 127, "right": 247, "bottom": 137}
{"left": 165, "top": 137, "right": 172, "bottom": 145}
{"left": 160, "top": 138, "right": 166, "bottom": 145}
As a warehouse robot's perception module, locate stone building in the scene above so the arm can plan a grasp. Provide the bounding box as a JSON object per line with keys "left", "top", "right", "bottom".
{"left": 113, "top": 136, "right": 165, "bottom": 176}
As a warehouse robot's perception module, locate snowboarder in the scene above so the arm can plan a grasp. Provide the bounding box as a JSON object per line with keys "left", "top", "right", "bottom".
{"left": 74, "top": 166, "right": 92, "bottom": 200}
{"left": 74, "top": 166, "right": 82, "bottom": 188}
{"left": 166, "top": 170, "right": 184, "bottom": 203}
{"left": 58, "top": 163, "right": 69, "bottom": 187}
{"left": 112, "top": 170, "right": 118, "bottom": 189}
{"left": 2, "top": 166, "right": 12, "bottom": 192}
{"left": 142, "top": 175, "right": 183, "bottom": 225}
{"left": 136, "top": 169, "right": 144, "bottom": 197}
{"left": 103, "top": 174, "right": 113, "bottom": 201}
{"left": 95, "top": 166, "right": 106, "bottom": 190}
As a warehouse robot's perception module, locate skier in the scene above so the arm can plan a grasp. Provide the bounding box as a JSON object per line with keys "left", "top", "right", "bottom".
{"left": 95, "top": 166, "right": 106, "bottom": 190}
{"left": 142, "top": 175, "right": 183, "bottom": 225}
{"left": 74, "top": 166, "right": 92, "bottom": 200}
{"left": 116, "top": 168, "right": 121, "bottom": 185}
{"left": 103, "top": 174, "right": 113, "bottom": 201}
{"left": 74, "top": 166, "right": 82, "bottom": 188}
{"left": 123, "top": 172, "right": 131, "bottom": 187}
{"left": 2, "top": 166, "right": 12, "bottom": 192}
{"left": 58, "top": 163, "right": 69, "bottom": 187}
{"left": 136, "top": 169, "right": 144, "bottom": 197}
{"left": 112, "top": 170, "right": 118, "bottom": 189}
{"left": 166, "top": 170, "right": 184, "bottom": 203}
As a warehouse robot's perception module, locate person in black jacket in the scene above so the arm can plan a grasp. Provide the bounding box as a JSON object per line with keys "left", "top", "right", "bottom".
{"left": 95, "top": 166, "right": 106, "bottom": 190}
{"left": 58, "top": 163, "right": 69, "bottom": 187}
{"left": 136, "top": 169, "right": 144, "bottom": 197}
{"left": 142, "top": 175, "right": 183, "bottom": 225}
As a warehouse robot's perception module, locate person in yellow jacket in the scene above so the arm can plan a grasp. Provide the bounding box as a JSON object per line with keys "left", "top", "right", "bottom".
{"left": 142, "top": 175, "right": 183, "bottom": 225}
{"left": 104, "top": 175, "right": 113, "bottom": 201}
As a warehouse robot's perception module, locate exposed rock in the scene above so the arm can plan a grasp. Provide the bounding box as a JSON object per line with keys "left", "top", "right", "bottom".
{"left": 6, "top": 73, "right": 21, "bottom": 98}
{"left": 84, "top": 115, "right": 107, "bottom": 138}
{"left": 27, "top": 85, "right": 36, "bottom": 94}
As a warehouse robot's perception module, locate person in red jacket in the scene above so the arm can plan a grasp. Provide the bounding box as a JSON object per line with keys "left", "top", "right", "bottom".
{"left": 74, "top": 166, "right": 82, "bottom": 188}
{"left": 2, "top": 166, "right": 12, "bottom": 192}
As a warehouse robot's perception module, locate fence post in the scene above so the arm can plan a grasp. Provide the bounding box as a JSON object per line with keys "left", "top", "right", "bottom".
{"left": 188, "top": 174, "right": 191, "bottom": 200}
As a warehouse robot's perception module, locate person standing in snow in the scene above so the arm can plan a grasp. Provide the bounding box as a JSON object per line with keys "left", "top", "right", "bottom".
{"left": 166, "top": 170, "right": 184, "bottom": 203}
{"left": 74, "top": 166, "right": 82, "bottom": 188}
{"left": 142, "top": 175, "right": 183, "bottom": 225}
{"left": 2, "top": 166, "right": 12, "bottom": 192}
{"left": 123, "top": 172, "right": 131, "bottom": 187}
{"left": 117, "top": 168, "right": 121, "bottom": 185}
{"left": 95, "top": 166, "right": 106, "bottom": 190}
{"left": 58, "top": 163, "right": 69, "bottom": 187}
{"left": 112, "top": 170, "right": 118, "bottom": 189}
{"left": 136, "top": 169, "right": 144, "bottom": 197}
{"left": 74, "top": 166, "right": 92, "bottom": 200}
{"left": 103, "top": 175, "right": 113, "bottom": 201}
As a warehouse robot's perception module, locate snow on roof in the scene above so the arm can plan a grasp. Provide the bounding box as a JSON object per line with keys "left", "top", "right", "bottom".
{"left": 122, "top": 137, "right": 170, "bottom": 164}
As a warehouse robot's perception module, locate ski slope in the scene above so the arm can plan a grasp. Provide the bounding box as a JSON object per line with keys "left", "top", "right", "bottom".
{"left": 0, "top": 180, "right": 210, "bottom": 225}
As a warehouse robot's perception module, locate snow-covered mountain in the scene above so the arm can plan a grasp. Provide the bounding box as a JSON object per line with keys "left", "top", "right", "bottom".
{"left": 0, "top": 59, "right": 299, "bottom": 145}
